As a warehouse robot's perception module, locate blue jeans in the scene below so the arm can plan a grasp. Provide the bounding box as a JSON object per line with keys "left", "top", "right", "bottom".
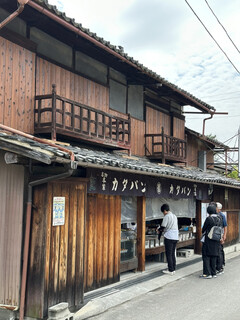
{"left": 164, "top": 238, "right": 178, "bottom": 272}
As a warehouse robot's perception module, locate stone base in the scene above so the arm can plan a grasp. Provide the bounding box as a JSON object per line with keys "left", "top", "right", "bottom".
{"left": 0, "top": 308, "right": 16, "bottom": 320}
{"left": 48, "top": 302, "right": 73, "bottom": 320}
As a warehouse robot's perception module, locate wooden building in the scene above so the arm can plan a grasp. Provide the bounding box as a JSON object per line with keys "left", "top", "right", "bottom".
{"left": 0, "top": 1, "right": 240, "bottom": 319}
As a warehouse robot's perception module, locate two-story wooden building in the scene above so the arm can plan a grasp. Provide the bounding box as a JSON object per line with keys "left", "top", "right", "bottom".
{"left": 0, "top": 1, "right": 240, "bottom": 319}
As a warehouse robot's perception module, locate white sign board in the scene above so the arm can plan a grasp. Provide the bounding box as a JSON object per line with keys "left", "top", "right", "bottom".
{"left": 201, "top": 203, "right": 208, "bottom": 227}
{"left": 53, "top": 197, "right": 65, "bottom": 226}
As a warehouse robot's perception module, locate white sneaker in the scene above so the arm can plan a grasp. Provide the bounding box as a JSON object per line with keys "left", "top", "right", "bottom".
{"left": 162, "top": 269, "right": 175, "bottom": 275}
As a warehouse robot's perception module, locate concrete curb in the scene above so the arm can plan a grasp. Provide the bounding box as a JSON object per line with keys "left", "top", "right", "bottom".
{"left": 74, "top": 243, "right": 240, "bottom": 320}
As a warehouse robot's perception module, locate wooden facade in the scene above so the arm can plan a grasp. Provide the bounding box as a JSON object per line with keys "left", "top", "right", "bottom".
{"left": 1, "top": 2, "right": 240, "bottom": 319}
{"left": 213, "top": 186, "right": 240, "bottom": 245}
{"left": 0, "top": 38, "right": 35, "bottom": 133}
{"left": 26, "top": 179, "right": 87, "bottom": 319}
{"left": 84, "top": 194, "right": 121, "bottom": 292}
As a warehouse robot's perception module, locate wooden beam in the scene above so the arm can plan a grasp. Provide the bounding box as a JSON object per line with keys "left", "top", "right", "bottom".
{"left": 137, "top": 197, "right": 146, "bottom": 271}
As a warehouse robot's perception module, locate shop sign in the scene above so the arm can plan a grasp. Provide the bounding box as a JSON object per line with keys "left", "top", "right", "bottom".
{"left": 53, "top": 196, "right": 65, "bottom": 226}
{"left": 87, "top": 169, "right": 208, "bottom": 200}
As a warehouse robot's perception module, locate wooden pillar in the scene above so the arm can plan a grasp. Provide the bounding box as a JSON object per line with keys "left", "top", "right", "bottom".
{"left": 195, "top": 199, "right": 202, "bottom": 254}
{"left": 137, "top": 196, "right": 146, "bottom": 271}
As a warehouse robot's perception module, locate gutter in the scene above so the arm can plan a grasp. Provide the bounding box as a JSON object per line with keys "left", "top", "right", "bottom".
{"left": 202, "top": 113, "right": 214, "bottom": 136}
{"left": 19, "top": 166, "right": 75, "bottom": 320}
{"left": 0, "top": 124, "right": 76, "bottom": 166}
{"left": 0, "top": 0, "right": 29, "bottom": 30}
{"left": 27, "top": 0, "right": 213, "bottom": 114}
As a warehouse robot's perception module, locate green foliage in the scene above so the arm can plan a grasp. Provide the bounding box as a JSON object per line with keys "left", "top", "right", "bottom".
{"left": 227, "top": 166, "right": 240, "bottom": 180}
{"left": 206, "top": 133, "right": 217, "bottom": 140}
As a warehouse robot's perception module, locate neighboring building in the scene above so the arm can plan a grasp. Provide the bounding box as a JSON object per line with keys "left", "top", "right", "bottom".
{"left": 0, "top": 1, "right": 240, "bottom": 319}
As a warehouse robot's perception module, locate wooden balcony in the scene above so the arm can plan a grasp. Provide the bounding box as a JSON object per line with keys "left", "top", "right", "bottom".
{"left": 34, "top": 85, "right": 131, "bottom": 150}
{"left": 145, "top": 128, "right": 187, "bottom": 163}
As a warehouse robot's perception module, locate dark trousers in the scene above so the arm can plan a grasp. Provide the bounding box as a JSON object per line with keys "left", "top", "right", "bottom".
{"left": 216, "top": 243, "right": 225, "bottom": 270}
{"left": 202, "top": 244, "right": 217, "bottom": 276}
{"left": 164, "top": 238, "right": 178, "bottom": 272}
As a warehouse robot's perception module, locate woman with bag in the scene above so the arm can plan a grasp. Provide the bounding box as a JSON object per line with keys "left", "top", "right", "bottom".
{"left": 200, "top": 205, "right": 222, "bottom": 279}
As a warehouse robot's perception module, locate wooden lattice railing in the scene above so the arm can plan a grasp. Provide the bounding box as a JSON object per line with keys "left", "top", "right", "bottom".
{"left": 145, "top": 127, "right": 187, "bottom": 163}
{"left": 34, "top": 84, "right": 131, "bottom": 150}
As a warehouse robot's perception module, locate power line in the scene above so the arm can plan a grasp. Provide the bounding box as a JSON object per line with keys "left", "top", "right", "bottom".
{"left": 185, "top": 0, "right": 240, "bottom": 75}
{"left": 207, "top": 96, "right": 240, "bottom": 103}
{"left": 202, "top": 90, "right": 240, "bottom": 98}
{"left": 205, "top": 0, "right": 240, "bottom": 56}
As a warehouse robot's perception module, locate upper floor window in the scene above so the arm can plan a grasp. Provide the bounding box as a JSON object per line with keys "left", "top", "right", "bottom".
{"left": 109, "top": 68, "right": 127, "bottom": 114}
{"left": 75, "top": 51, "right": 108, "bottom": 85}
{"left": 30, "top": 27, "right": 72, "bottom": 68}
{"left": 128, "top": 85, "right": 144, "bottom": 120}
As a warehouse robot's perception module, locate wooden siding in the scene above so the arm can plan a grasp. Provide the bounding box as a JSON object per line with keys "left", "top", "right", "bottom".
{"left": 84, "top": 194, "right": 121, "bottom": 292}
{"left": 146, "top": 106, "right": 171, "bottom": 135}
{"left": 36, "top": 57, "right": 109, "bottom": 116}
{"left": 186, "top": 134, "right": 214, "bottom": 168}
{"left": 0, "top": 37, "right": 36, "bottom": 133}
{"left": 213, "top": 187, "right": 240, "bottom": 245}
{"left": 131, "top": 118, "right": 145, "bottom": 156}
{"left": 186, "top": 134, "right": 200, "bottom": 167}
{"left": 0, "top": 152, "right": 24, "bottom": 307}
{"left": 26, "top": 179, "right": 87, "bottom": 319}
{"left": 173, "top": 117, "right": 185, "bottom": 139}
{"left": 145, "top": 106, "right": 170, "bottom": 155}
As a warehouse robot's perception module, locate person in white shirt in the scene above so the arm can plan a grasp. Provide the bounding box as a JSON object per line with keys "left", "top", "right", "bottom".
{"left": 157, "top": 203, "right": 179, "bottom": 275}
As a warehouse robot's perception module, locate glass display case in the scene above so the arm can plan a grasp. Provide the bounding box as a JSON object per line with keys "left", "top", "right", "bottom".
{"left": 121, "top": 230, "right": 137, "bottom": 261}
{"left": 120, "top": 230, "right": 138, "bottom": 272}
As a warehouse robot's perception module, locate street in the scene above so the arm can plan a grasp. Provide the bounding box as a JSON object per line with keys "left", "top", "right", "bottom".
{"left": 89, "top": 255, "right": 240, "bottom": 320}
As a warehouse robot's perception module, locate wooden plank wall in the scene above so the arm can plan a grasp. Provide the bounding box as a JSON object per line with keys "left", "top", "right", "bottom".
{"left": 0, "top": 153, "right": 24, "bottom": 307}
{"left": 0, "top": 37, "right": 36, "bottom": 133}
{"left": 131, "top": 118, "right": 145, "bottom": 156}
{"left": 145, "top": 106, "right": 171, "bottom": 155}
{"left": 173, "top": 117, "right": 185, "bottom": 139}
{"left": 185, "top": 134, "right": 199, "bottom": 167}
{"left": 84, "top": 194, "right": 121, "bottom": 292}
{"left": 146, "top": 106, "right": 171, "bottom": 135}
{"left": 213, "top": 187, "right": 240, "bottom": 245}
{"left": 36, "top": 57, "right": 109, "bottom": 126}
{"left": 26, "top": 179, "right": 87, "bottom": 319}
{"left": 186, "top": 133, "right": 214, "bottom": 168}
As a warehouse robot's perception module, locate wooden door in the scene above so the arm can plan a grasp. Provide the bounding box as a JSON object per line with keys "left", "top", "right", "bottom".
{"left": 84, "top": 194, "right": 121, "bottom": 292}
{"left": 26, "top": 179, "right": 87, "bottom": 319}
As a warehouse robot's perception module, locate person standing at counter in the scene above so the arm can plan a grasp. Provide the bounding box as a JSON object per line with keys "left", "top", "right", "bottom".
{"left": 157, "top": 203, "right": 179, "bottom": 275}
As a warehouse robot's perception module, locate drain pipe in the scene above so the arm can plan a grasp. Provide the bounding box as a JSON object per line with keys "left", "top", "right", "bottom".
{"left": 202, "top": 112, "right": 214, "bottom": 136}
{"left": 19, "top": 165, "right": 75, "bottom": 320}
{"left": 0, "top": 0, "right": 29, "bottom": 30}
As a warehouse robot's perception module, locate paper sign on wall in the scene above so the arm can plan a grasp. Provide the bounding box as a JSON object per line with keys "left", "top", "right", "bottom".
{"left": 53, "top": 197, "right": 65, "bottom": 226}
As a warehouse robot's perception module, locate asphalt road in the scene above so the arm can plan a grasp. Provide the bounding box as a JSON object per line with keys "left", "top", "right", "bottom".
{"left": 89, "top": 255, "right": 240, "bottom": 320}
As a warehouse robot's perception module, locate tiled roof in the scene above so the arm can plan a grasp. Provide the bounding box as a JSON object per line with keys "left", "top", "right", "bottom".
{"left": 32, "top": 0, "right": 215, "bottom": 112}
{"left": 1, "top": 131, "right": 239, "bottom": 188}
{"left": 185, "top": 127, "right": 228, "bottom": 148}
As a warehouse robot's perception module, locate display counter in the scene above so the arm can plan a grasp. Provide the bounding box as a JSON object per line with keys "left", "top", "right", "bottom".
{"left": 145, "top": 229, "right": 196, "bottom": 256}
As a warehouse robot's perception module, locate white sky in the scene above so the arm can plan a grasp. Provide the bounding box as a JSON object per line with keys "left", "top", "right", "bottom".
{"left": 48, "top": 0, "right": 240, "bottom": 158}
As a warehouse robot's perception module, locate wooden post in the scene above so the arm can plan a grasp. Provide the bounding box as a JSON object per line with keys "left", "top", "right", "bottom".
{"left": 51, "top": 84, "right": 57, "bottom": 141}
{"left": 137, "top": 196, "right": 146, "bottom": 271}
{"left": 195, "top": 200, "right": 202, "bottom": 254}
{"left": 161, "top": 127, "right": 165, "bottom": 164}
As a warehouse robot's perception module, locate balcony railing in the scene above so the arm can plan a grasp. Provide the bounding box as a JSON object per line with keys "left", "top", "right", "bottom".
{"left": 145, "top": 127, "right": 187, "bottom": 163}
{"left": 34, "top": 84, "right": 131, "bottom": 150}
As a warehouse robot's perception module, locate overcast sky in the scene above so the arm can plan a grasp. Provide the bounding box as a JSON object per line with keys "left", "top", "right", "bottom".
{"left": 48, "top": 0, "right": 240, "bottom": 159}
